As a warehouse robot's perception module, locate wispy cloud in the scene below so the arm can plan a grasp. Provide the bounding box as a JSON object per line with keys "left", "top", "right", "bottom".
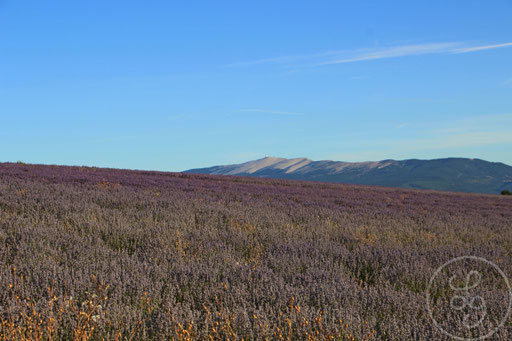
{"left": 396, "top": 114, "right": 512, "bottom": 151}
{"left": 227, "top": 56, "right": 304, "bottom": 68}
{"left": 229, "top": 41, "right": 512, "bottom": 68}
{"left": 239, "top": 109, "right": 305, "bottom": 116}
{"left": 452, "top": 42, "right": 512, "bottom": 54}
{"left": 225, "top": 50, "right": 347, "bottom": 68}
{"left": 327, "top": 113, "right": 512, "bottom": 163}
{"left": 414, "top": 131, "right": 512, "bottom": 150}
{"left": 167, "top": 114, "right": 187, "bottom": 121}
{"left": 395, "top": 123, "right": 410, "bottom": 129}
{"left": 320, "top": 42, "right": 460, "bottom": 65}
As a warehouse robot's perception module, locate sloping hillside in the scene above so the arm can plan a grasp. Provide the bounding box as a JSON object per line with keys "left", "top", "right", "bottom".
{"left": 186, "top": 156, "right": 512, "bottom": 194}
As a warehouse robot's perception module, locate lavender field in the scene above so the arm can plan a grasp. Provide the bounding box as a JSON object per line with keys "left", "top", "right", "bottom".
{"left": 1, "top": 162, "right": 511, "bottom": 340}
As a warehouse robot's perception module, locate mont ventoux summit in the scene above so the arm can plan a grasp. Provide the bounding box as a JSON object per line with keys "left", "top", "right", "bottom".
{"left": 185, "top": 156, "right": 512, "bottom": 194}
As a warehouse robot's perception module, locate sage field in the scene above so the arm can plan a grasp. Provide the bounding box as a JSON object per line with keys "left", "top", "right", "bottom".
{"left": 1, "top": 162, "right": 511, "bottom": 340}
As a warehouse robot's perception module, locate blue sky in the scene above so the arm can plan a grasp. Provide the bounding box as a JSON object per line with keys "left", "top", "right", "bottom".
{"left": 1, "top": 1, "right": 511, "bottom": 171}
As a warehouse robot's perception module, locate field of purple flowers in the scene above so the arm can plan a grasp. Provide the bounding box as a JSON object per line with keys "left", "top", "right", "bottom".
{"left": 1, "top": 162, "right": 511, "bottom": 340}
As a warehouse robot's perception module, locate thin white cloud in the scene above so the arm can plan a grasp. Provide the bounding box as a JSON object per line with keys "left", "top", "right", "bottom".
{"left": 227, "top": 56, "right": 302, "bottom": 68}
{"left": 416, "top": 131, "right": 512, "bottom": 150}
{"left": 452, "top": 42, "right": 512, "bottom": 53}
{"left": 329, "top": 113, "right": 512, "bottom": 162}
{"left": 429, "top": 113, "right": 512, "bottom": 134}
{"left": 396, "top": 123, "right": 409, "bottom": 129}
{"left": 229, "top": 41, "right": 512, "bottom": 68}
{"left": 225, "top": 50, "right": 350, "bottom": 68}
{"left": 167, "top": 114, "right": 187, "bottom": 121}
{"left": 396, "top": 114, "right": 512, "bottom": 151}
{"left": 322, "top": 113, "right": 512, "bottom": 166}
{"left": 330, "top": 131, "right": 512, "bottom": 163}
{"left": 240, "top": 109, "right": 304, "bottom": 116}
{"left": 320, "top": 42, "right": 460, "bottom": 65}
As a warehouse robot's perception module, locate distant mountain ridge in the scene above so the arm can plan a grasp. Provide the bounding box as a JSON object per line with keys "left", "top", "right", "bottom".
{"left": 185, "top": 157, "right": 512, "bottom": 194}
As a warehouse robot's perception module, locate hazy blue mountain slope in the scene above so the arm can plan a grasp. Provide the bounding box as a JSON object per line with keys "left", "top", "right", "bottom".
{"left": 185, "top": 157, "right": 512, "bottom": 194}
